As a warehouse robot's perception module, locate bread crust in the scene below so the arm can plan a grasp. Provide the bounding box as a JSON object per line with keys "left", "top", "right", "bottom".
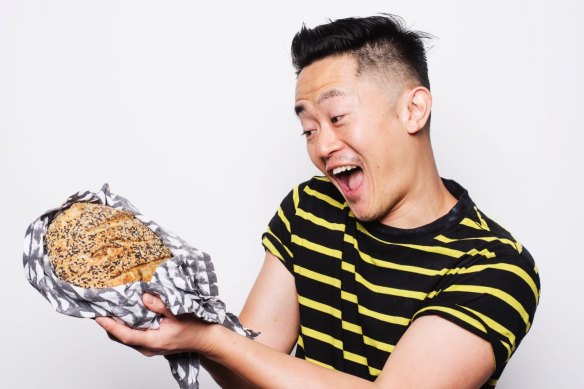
{"left": 45, "top": 202, "right": 172, "bottom": 288}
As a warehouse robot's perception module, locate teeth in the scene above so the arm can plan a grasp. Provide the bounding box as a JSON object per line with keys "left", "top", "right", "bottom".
{"left": 332, "top": 165, "right": 357, "bottom": 175}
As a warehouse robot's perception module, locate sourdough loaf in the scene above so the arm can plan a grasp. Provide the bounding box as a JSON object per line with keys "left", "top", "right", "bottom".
{"left": 45, "top": 202, "right": 172, "bottom": 288}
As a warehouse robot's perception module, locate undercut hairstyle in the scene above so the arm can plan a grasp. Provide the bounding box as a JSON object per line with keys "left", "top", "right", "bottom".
{"left": 291, "top": 14, "right": 432, "bottom": 90}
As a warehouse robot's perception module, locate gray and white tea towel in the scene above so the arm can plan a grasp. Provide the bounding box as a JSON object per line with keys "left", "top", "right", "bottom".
{"left": 23, "top": 184, "right": 256, "bottom": 389}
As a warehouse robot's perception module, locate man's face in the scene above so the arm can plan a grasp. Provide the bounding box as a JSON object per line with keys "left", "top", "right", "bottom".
{"left": 294, "top": 55, "right": 416, "bottom": 223}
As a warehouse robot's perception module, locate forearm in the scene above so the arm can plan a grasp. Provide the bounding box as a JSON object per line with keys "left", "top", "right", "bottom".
{"left": 201, "top": 355, "right": 258, "bottom": 389}
{"left": 203, "top": 325, "right": 378, "bottom": 389}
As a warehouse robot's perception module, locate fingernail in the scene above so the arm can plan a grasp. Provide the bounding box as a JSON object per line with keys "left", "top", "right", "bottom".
{"left": 143, "top": 293, "right": 154, "bottom": 304}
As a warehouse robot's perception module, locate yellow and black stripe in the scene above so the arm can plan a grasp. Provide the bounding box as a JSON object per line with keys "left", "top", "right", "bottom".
{"left": 262, "top": 177, "right": 540, "bottom": 388}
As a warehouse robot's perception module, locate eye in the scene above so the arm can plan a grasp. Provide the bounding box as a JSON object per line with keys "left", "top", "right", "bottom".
{"left": 331, "top": 115, "right": 344, "bottom": 124}
{"left": 301, "top": 129, "right": 316, "bottom": 138}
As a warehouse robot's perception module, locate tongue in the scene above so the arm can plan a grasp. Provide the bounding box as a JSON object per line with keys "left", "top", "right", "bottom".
{"left": 347, "top": 169, "right": 364, "bottom": 191}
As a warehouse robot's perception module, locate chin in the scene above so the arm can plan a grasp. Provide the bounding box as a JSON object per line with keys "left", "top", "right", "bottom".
{"left": 348, "top": 206, "right": 377, "bottom": 222}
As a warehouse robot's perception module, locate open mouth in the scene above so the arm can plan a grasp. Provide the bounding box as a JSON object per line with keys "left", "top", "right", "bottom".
{"left": 330, "top": 165, "right": 364, "bottom": 194}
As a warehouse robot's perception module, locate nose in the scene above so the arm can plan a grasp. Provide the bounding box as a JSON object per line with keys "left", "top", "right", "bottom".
{"left": 315, "top": 124, "right": 343, "bottom": 159}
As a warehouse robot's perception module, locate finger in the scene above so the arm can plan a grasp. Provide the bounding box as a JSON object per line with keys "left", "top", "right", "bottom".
{"left": 96, "top": 317, "right": 160, "bottom": 356}
{"left": 96, "top": 316, "right": 124, "bottom": 337}
{"left": 107, "top": 332, "right": 122, "bottom": 343}
{"left": 95, "top": 317, "right": 124, "bottom": 344}
{"left": 95, "top": 316, "right": 116, "bottom": 331}
{"left": 95, "top": 316, "right": 150, "bottom": 347}
{"left": 142, "top": 293, "right": 173, "bottom": 317}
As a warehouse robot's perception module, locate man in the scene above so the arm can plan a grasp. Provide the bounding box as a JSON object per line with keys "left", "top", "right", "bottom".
{"left": 97, "top": 15, "right": 540, "bottom": 388}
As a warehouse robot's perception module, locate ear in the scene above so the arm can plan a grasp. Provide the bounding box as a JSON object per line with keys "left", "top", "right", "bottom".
{"left": 404, "top": 86, "right": 432, "bottom": 134}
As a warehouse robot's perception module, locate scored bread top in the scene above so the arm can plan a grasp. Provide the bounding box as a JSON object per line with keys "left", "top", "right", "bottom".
{"left": 45, "top": 202, "right": 172, "bottom": 288}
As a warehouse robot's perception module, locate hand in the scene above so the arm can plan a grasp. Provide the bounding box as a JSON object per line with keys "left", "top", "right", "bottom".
{"left": 95, "top": 293, "right": 217, "bottom": 357}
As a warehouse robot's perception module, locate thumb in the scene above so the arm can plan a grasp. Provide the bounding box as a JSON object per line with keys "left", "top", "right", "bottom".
{"left": 142, "top": 293, "right": 172, "bottom": 316}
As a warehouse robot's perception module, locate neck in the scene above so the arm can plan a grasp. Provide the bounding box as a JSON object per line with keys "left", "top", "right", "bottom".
{"left": 380, "top": 150, "right": 457, "bottom": 229}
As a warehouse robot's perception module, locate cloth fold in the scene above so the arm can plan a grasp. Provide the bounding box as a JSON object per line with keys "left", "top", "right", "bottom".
{"left": 23, "top": 184, "right": 255, "bottom": 389}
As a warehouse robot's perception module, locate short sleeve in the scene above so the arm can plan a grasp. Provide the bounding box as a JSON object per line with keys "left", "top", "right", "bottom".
{"left": 413, "top": 251, "right": 541, "bottom": 381}
{"left": 261, "top": 187, "right": 298, "bottom": 273}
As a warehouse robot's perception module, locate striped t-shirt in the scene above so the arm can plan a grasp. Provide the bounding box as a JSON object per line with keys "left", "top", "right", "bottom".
{"left": 262, "top": 176, "right": 540, "bottom": 388}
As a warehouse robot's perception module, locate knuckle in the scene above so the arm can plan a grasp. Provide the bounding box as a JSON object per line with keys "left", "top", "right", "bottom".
{"left": 118, "top": 333, "right": 132, "bottom": 345}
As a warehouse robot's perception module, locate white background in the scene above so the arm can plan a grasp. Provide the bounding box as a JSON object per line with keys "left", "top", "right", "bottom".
{"left": 1, "top": 0, "right": 582, "bottom": 388}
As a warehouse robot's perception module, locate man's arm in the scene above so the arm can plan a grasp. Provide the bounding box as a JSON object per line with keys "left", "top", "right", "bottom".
{"left": 377, "top": 315, "right": 494, "bottom": 388}
{"left": 202, "top": 251, "right": 301, "bottom": 387}
{"left": 238, "top": 252, "right": 301, "bottom": 353}
{"left": 96, "top": 252, "right": 495, "bottom": 388}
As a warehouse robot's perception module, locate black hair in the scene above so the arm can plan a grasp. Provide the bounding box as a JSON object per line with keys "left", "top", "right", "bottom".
{"left": 291, "top": 14, "right": 432, "bottom": 90}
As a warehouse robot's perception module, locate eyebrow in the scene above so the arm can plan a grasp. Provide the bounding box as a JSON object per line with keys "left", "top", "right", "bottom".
{"left": 317, "top": 88, "right": 347, "bottom": 104}
{"left": 294, "top": 88, "right": 347, "bottom": 116}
